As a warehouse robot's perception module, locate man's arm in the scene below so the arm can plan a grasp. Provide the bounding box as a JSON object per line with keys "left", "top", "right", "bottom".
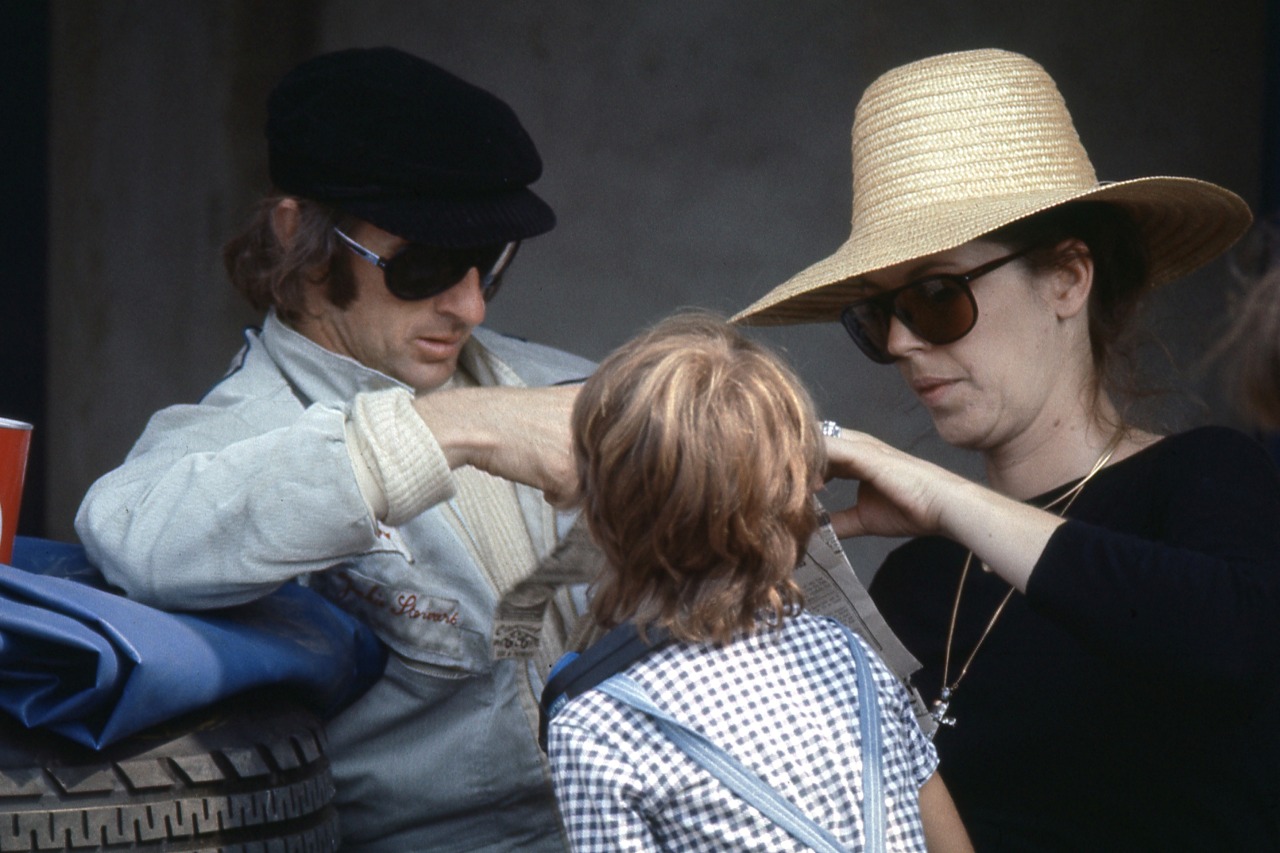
{"left": 412, "top": 383, "right": 580, "bottom": 506}
{"left": 77, "top": 384, "right": 582, "bottom": 610}
{"left": 76, "top": 401, "right": 384, "bottom": 609}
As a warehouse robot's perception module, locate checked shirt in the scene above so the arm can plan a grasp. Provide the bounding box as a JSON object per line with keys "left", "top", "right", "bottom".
{"left": 548, "top": 610, "right": 938, "bottom": 852}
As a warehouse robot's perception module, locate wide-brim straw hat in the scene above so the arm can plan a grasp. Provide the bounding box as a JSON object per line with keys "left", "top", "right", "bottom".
{"left": 733, "top": 48, "right": 1252, "bottom": 326}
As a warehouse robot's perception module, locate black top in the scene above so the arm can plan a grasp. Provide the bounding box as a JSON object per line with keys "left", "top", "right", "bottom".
{"left": 869, "top": 427, "right": 1280, "bottom": 852}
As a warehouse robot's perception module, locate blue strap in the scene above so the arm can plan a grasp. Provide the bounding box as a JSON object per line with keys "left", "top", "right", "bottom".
{"left": 599, "top": 675, "right": 851, "bottom": 853}
{"left": 840, "top": 623, "right": 885, "bottom": 852}
{"left": 539, "top": 622, "right": 672, "bottom": 751}
{"left": 595, "top": 621, "right": 886, "bottom": 853}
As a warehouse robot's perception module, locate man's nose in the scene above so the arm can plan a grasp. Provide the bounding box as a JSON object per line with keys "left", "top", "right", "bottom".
{"left": 432, "top": 268, "right": 487, "bottom": 324}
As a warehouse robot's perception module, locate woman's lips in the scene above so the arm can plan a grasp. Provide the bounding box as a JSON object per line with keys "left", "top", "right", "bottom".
{"left": 911, "top": 377, "right": 958, "bottom": 407}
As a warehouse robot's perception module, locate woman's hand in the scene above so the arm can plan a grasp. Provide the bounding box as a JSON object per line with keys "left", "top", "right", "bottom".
{"left": 822, "top": 430, "right": 968, "bottom": 540}
{"left": 822, "top": 428, "right": 1064, "bottom": 593}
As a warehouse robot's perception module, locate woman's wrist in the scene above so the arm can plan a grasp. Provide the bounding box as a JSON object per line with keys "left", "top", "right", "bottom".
{"left": 942, "top": 484, "right": 1064, "bottom": 591}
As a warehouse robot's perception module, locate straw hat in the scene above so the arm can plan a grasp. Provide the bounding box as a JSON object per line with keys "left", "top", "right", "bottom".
{"left": 733, "top": 48, "right": 1252, "bottom": 326}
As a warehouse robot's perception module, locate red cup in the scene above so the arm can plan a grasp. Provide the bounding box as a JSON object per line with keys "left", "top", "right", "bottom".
{"left": 0, "top": 418, "right": 32, "bottom": 565}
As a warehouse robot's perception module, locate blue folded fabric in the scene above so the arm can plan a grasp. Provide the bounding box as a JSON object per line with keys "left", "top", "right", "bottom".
{"left": 0, "top": 537, "right": 387, "bottom": 748}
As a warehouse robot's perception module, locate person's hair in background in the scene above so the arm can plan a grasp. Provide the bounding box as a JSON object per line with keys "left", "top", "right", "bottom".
{"left": 572, "top": 312, "right": 825, "bottom": 644}
{"left": 1218, "top": 218, "right": 1280, "bottom": 431}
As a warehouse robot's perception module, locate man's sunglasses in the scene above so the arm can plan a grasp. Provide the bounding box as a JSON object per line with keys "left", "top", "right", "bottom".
{"left": 839, "top": 249, "right": 1028, "bottom": 364}
{"left": 334, "top": 227, "right": 519, "bottom": 302}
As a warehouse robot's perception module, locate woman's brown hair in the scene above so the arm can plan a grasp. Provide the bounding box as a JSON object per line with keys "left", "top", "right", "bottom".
{"left": 986, "top": 202, "right": 1150, "bottom": 405}
{"left": 983, "top": 199, "right": 1157, "bottom": 425}
{"left": 222, "top": 194, "right": 358, "bottom": 323}
{"left": 572, "top": 312, "right": 825, "bottom": 645}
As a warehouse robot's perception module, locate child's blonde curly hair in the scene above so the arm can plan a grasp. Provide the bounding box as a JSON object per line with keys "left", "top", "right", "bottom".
{"left": 572, "top": 311, "right": 825, "bottom": 645}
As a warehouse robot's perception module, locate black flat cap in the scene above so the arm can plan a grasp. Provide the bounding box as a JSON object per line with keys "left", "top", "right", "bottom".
{"left": 266, "top": 46, "right": 555, "bottom": 248}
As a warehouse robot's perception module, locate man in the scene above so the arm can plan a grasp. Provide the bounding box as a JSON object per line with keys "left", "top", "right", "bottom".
{"left": 76, "top": 47, "right": 591, "bottom": 852}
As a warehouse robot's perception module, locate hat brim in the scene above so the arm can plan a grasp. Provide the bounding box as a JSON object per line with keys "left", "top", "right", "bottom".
{"left": 339, "top": 187, "right": 556, "bottom": 249}
{"left": 732, "top": 176, "right": 1252, "bottom": 326}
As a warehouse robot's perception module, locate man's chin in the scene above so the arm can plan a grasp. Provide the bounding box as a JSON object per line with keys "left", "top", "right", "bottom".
{"left": 403, "top": 360, "right": 461, "bottom": 394}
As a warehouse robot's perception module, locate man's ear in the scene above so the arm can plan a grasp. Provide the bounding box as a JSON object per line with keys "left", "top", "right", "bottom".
{"left": 271, "top": 197, "right": 301, "bottom": 250}
{"left": 1049, "top": 238, "right": 1094, "bottom": 320}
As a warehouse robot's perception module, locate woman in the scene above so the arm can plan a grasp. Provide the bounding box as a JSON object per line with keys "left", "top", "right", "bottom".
{"left": 547, "top": 314, "right": 972, "bottom": 852}
{"left": 733, "top": 49, "right": 1280, "bottom": 851}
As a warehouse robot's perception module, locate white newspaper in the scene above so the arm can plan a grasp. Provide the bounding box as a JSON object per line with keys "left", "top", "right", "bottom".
{"left": 494, "top": 512, "right": 936, "bottom": 736}
{"left": 797, "top": 513, "right": 936, "bottom": 736}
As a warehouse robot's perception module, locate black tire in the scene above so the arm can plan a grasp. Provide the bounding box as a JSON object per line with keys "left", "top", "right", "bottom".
{"left": 0, "top": 689, "right": 339, "bottom": 852}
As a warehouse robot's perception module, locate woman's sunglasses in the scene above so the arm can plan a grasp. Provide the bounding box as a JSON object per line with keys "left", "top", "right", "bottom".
{"left": 334, "top": 227, "right": 519, "bottom": 302}
{"left": 839, "top": 249, "right": 1028, "bottom": 364}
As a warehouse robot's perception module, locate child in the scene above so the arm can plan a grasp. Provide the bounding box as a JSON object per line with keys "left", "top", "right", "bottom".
{"left": 547, "top": 313, "right": 970, "bottom": 852}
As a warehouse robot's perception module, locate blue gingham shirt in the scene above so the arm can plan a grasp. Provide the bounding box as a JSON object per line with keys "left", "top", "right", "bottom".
{"left": 548, "top": 611, "right": 938, "bottom": 852}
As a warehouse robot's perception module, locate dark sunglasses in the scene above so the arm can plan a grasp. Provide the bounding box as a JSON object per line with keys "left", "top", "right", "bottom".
{"left": 839, "top": 249, "right": 1028, "bottom": 364}
{"left": 334, "top": 227, "right": 519, "bottom": 302}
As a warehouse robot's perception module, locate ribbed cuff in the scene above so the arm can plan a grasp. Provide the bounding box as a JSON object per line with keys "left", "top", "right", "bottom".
{"left": 346, "top": 388, "right": 455, "bottom": 526}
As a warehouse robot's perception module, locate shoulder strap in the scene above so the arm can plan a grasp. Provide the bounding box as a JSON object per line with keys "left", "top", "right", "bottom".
{"left": 599, "top": 675, "right": 852, "bottom": 853}
{"left": 838, "top": 622, "right": 885, "bottom": 852}
{"left": 595, "top": 623, "right": 885, "bottom": 853}
{"left": 538, "top": 621, "right": 671, "bottom": 750}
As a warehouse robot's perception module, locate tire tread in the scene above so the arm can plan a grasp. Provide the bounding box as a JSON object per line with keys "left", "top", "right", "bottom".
{"left": 0, "top": 695, "right": 338, "bottom": 851}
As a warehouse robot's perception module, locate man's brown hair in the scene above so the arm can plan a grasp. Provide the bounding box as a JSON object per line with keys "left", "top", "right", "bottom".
{"left": 572, "top": 312, "right": 824, "bottom": 645}
{"left": 222, "top": 194, "right": 358, "bottom": 323}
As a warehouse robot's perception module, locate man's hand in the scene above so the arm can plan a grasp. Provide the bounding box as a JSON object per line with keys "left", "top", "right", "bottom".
{"left": 413, "top": 384, "right": 582, "bottom": 506}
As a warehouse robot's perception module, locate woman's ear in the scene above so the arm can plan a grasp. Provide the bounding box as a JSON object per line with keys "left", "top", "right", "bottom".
{"left": 270, "top": 197, "right": 301, "bottom": 250}
{"left": 1047, "top": 238, "right": 1094, "bottom": 320}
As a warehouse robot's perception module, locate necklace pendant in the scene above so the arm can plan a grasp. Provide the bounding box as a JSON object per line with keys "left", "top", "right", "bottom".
{"left": 930, "top": 687, "right": 956, "bottom": 728}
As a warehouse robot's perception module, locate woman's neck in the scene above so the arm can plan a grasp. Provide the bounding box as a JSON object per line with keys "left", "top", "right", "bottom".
{"left": 983, "top": 395, "right": 1151, "bottom": 500}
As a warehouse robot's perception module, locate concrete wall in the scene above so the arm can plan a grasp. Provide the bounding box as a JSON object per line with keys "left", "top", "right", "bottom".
{"left": 45, "top": 1, "right": 1268, "bottom": 575}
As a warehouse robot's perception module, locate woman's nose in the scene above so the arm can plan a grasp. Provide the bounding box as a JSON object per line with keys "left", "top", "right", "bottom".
{"left": 884, "top": 313, "right": 926, "bottom": 359}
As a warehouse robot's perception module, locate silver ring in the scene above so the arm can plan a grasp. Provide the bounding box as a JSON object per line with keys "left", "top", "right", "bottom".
{"left": 819, "top": 420, "right": 842, "bottom": 438}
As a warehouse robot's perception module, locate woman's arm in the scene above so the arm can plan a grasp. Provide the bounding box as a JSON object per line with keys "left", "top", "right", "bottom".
{"left": 822, "top": 429, "right": 1061, "bottom": 592}
{"left": 827, "top": 427, "right": 1280, "bottom": 691}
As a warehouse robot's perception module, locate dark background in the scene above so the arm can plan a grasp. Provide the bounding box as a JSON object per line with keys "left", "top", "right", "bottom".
{"left": 4, "top": 1, "right": 1277, "bottom": 576}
